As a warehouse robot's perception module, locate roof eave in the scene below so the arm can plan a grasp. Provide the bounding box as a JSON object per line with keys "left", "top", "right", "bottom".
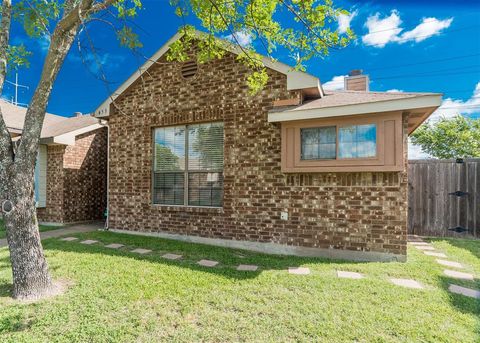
{"left": 268, "top": 94, "right": 443, "bottom": 123}
{"left": 94, "top": 30, "right": 322, "bottom": 117}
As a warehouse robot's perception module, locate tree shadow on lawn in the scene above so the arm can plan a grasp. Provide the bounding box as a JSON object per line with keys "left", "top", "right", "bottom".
{"left": 427, "top": 237, "right": 480, "bottom": 260}
{"left": 437, "top": 275, "right": 480, "bottom": 339}
{"left": 41, "top": 231, "right": 369, "bottom": 281}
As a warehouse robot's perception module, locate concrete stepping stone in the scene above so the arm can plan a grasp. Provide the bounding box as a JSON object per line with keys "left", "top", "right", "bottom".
{"left": 443, "top": 269, "right": 474, "bottom": 280}
{"left": 80, "top": 240, "right": 98, "bottom": 245}
{"left": 415, "top": 245, "right": 435, "bottom": 251}
{"left": 409, "top": 242, "right": 431, "bottom": 246}
{"left": 131, "top": 248, "right": 152, "bottom": 255}
{"left": 390, "top": 278, "right": 424, "bottom": 289}
{"left": 197, "top": 259, "right": 219, "bottom": 267}
{"left": 60, "top": 237, "right": 78, "bottom": 241}
{"left": 236, "top": 264, "right": 258, "bottom": 271}
{"left": 436, "top": 259, "right": 463, "bottom": 269}
{"left": 337, "top": 271, "right": 364, "bottom": 279}
{"left": 288, "top": 267, "right": 310, "bottom": 275}
{"left": 424, "top": 251, "right": 447, "bottom": 258}
{"left": 448, "top": 284, "right": 480, "bottom": 299}
{"left": 162, "top": 253, "right": 182, "bottom": 260}
{"left": 105, "top": 243, "right": 124, "bottom": 249}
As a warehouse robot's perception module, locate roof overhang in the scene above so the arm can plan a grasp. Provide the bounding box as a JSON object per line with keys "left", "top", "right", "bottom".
{"left": 268, "top": 93, "right": 442, "bottom": 134}
{"left": 40, "top": 123, "right": 104, "bottom": 146}
{"left": 95, "top": 30, "right": 322, "bottom": 118}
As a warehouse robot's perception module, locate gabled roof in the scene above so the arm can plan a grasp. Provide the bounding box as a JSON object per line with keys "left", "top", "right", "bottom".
{"left": 1, "top": 99, "right": 104, "bottom": 145}
{"left": 95, "top": 30, "right": 322, "bottom": 117}
{"left": 268, "top": 90, "right": 443, "bottom": 134}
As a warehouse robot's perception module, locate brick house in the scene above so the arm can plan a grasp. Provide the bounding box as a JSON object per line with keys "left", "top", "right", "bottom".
{"left": 2, "top": 99, "right": 107, "bottom": 225}
{"left": 95, "top": 31, "right": 442, "bottom": 261}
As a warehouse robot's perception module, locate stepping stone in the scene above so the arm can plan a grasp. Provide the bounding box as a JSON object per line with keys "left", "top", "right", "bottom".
{"left": 409, "top": 242, "right": 430, "bottom": 246}
{"left": 105, "top": 243, "right": 124, "bottom": 249}
{"left": 131, "top": 248, "right": 152, "bottom": 255}
{"left": 197, "top": 259, "right": 219, "bottom": 267}
{"left": 443, "top": 269, "right": 474, "bottom": 280}
{"left": 162, "top": 253, "right": 182, "bottom": 260}
{"left": 337, "top": 271, "right": 364, "bottom": 279}
{"left": 415, "top": 245, "right": 435, "bottom": 251}
{"left": 390, "top": 278, "right": 424, "bottom": 289}
{"left": 236, "top": 264, "right": 258, "bottom": 271}
{"left": 60, "top": 237, "right": 78, "bottom": 241}
{"left": 436, "top": 259, "right": 463, "bottom": 269}
{"left": 288, "top": 267, "right": 310, "bottom": 275}
{"left": 424, "top": 251, "right": 447, "bottom": 258}
{"left": 448, "top": 284, "right": 480, "bottom": 299}
{"left": 80, "top": 240, "right": 98, "bottom": 245}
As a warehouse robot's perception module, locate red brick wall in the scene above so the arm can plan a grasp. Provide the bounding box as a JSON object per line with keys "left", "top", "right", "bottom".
{"left": 107, "top": 45, "right": 408, "bottom": 258}
{"left": 37, "top": 127, "right": 107, "bottom": 224}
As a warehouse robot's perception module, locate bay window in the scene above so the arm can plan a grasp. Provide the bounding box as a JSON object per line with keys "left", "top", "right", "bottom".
{"left": 153, "top": 122, "right": 224, "bottom": 207}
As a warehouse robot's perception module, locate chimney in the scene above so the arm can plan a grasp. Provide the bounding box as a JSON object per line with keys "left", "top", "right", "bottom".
{"left": 74, "top": 111, "right": 83, "bottom": 117}
{"left": 345, "top": 69, "right": 369, "bottom": 91}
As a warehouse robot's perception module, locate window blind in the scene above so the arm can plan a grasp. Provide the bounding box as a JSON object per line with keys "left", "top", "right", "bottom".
{"left": 153, "top": 122, "right": 224, "bottom": 207}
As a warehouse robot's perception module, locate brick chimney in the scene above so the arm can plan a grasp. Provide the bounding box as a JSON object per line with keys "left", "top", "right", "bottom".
{"left": 345, "top": 70, "right": 369, "bottom": 91}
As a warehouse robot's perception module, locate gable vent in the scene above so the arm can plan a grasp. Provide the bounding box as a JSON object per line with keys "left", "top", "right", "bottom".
{"left": 181, "top": 60, "right": 198, "bottom": 79}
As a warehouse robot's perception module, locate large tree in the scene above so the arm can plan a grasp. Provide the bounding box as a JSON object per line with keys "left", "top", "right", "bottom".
{"left": 411, "top": 115, "right": 480, "bottom": 159}
{"left": 0, "top": 0, "right": 353, "bottom": 300}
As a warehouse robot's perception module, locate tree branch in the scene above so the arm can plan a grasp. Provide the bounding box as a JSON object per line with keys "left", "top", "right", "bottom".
{"left": 0, "top": 0, "right": 14, "bottom": 189}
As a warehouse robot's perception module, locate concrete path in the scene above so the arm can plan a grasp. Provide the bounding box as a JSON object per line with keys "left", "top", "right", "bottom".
{"left": 0, "top": 222, "right": 102, "bottom": 248}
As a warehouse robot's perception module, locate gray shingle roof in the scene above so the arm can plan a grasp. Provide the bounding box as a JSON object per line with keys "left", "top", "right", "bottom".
{"left": 1, "top": 99, "right": 100, "bottom": 139}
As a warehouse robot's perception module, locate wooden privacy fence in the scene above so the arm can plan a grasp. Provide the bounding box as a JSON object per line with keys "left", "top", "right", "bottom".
{"left": 408, "top": 159, "right": 479, "bottom": 238}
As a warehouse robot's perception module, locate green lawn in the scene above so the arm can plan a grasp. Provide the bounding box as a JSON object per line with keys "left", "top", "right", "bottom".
{"left": 0, "top": 232, "right": 478, "bottom": 342}
{"left": 0, "top": 219, "right": 61, "bottom": 239}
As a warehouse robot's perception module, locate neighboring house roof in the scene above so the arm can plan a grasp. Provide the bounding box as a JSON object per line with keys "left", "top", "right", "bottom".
{"left": 1, "top": 99, "right": 65, "bottom": 137}
{"left": 95, "top": 30, "right": 322, "bottom": 117}
{"left": 268, "top": 90, "right": 443, "bottom": 134}
{"left": 1, "top": 99, "right": 104, "bottom": 145}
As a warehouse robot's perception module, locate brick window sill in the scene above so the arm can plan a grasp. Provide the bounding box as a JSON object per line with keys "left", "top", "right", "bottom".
{"left": 151, "top": 204, "right": 224, "bottom": 214}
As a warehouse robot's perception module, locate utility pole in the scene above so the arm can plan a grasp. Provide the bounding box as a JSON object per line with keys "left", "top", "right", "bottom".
{"left": 6, "top": 72, "right": 29, "bottom": 106}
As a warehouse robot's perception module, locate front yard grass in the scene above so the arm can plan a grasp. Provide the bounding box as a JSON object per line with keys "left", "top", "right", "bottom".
{"left": 0, "top": 231, "right": 478, "bottom": 342}
{"left": 0, "top": 219, "right": 61, "bottom": 239}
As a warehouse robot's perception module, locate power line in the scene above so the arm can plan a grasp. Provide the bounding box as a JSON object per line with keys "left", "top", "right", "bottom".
{"left": 367, "top": 53, "right": 480, "bottom": 72}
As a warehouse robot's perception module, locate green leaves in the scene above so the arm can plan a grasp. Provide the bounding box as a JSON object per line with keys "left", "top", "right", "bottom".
{"left": 116, "top": 26, "right": 142, "bottom": 49}
{"left": 7, "top": 44, "right": 31, "bottom": 71}
{"left": 166, "top": 0, "right": 353, "bottom": 94}
{"left": 411, "top": 116, "right": 480, "bottom": 159}
{"left": 13, "top": 0, "right": 60, "bottom": 37}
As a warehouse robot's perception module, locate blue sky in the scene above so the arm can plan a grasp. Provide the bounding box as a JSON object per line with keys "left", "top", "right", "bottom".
{"left": 5, "top": 1, "right": 480, "bottom": 133}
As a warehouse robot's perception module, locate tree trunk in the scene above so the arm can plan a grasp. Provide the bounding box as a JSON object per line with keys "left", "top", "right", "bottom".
{"left": 3, "top": 170, "right": 52, "bottom": 299}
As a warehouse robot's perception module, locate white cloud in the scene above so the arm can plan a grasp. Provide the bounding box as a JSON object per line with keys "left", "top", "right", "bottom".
{"left": 322, "top": 75, "right": 347, "bottom": 91}
{"left": 428, "top": 82, "right": 480, "bottom": 122}
{"left": 38, "top": 35, "right": 51, "bottom": 52}
{"left": 408, "top": 139, "right": 432, "bottom": 159}
{"left": 400, "top": 17, "right": 453, "bottom": 43}
{"left": 338, "top": 10, "right": 358, "bottom": 34}
{"left": 362, "top": 10, "right": 403, "bottom": 48}
{"left": 225, "top": 31, "right": 252, "bottom": 47}
{"left": 408, "top": 82, "right": 480, "bottom": 158}
{"left": 386, "top": 89, "right": 403, "bottom": 93}
{"left": 362, "top": 10, "right": 453, "bottom": 48}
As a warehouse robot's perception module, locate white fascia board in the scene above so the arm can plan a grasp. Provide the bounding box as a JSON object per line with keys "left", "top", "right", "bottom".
{"left": 41, "top": 123, "right": 104, "bottom": 146}
{"left": 95, "top": 30, "right": 322, "bottom": 117}
{"left": 268, "top": 94, "right": 443, "bottom": 122}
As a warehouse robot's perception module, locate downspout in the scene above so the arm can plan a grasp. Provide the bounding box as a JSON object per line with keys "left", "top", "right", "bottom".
{"left": 99, "top": 119, "right": 110, "bottom": 230}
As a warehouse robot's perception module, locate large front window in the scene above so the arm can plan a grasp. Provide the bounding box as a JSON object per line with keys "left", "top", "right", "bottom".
{"left": 153, "top": 122, "right": 224, "bottom": 207}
